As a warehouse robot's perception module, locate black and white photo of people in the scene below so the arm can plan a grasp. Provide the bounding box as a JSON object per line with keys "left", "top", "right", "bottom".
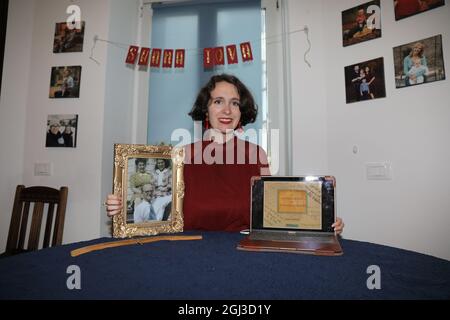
{"left": 45, "top": 114, "right": 78, "bottom": 148}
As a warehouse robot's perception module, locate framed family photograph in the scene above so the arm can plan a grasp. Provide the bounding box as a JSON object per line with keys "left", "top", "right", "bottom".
{"left": 342, "top": 0, "right": 382, "bottom": 47}
{"left": 112, "top": 144, "right": 185, "bottom": 238}
{"left": 344, "top": 57, "right": 386, "bottom": 103}
{"left": 393, "top": 34, "right": 446, "bottom": 88}
{"left": 53, "top": 21, "right": 85, "bottom": 53}
{"left": 45, "top": 114, "right": 78, "bottom": 148}
{"left": 49, "top": 66, "right": 81, "bottom": 98}
{"left": 394, "top": 0, "right": 445, "bottom": 21}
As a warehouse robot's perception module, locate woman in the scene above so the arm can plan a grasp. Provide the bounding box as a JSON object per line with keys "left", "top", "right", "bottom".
{"left": 153, "top": 158, "right": 172, "bottom": 197}
{"left": 364, "top": 66, "right": 375, "bottom": 99}
{"left": 46, "top": 121, "right": 65, "bottom": 147}
{"left": 106, "top": 74, "right": 344, "bottom": 233}
{"left": 62, "top": 126, "right": 74, "bottom": 147}
{"left": 403, "top": 42, "right": 428, "bottom": 86}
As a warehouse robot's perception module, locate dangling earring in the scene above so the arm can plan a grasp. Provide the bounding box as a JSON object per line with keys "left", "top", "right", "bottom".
{"left": 204, "top": 117, "right": 210, "bottom": 130}
{"left": 236, "top": 121, "right": 243, "bottom": 133}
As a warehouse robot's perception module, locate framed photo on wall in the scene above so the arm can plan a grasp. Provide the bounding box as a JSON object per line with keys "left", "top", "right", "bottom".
{"left": 342, "top": 0, "right": 382, "bottom": 47}
{"left": 393, "top": 35, "right": 446, "bottom": 88}
{"left": 344, "top": 57, "right": 386, "bottom": 104}
{"left": 53, "top": 21, "right": 85, "bottom": 53}
{"left": 112, "top": 144, "right": 185, "bottom": 238}
{"left": 394, "top": 0, "right": 445, "bottom": 21}
{"left": 45, "top": 114, "right": 78, "bottom": 148}
{"left": 49, "top": 65, "right": 81, "bottom": 98}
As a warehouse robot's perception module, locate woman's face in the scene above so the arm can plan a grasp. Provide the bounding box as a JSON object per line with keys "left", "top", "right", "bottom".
{"left": 412, "top": 44, "right": 423, "bottom": 56}
{"left": 50, "top": 125, "right": 60, "bottom": 135}
{"left": 207, "top": 81, "right": 241, "bottom": 134}
{"left": 137, "top": 161, "right": 146, "bottom": 173}
{"left": 156, "top": 159, "right": 165, "bottom": 171}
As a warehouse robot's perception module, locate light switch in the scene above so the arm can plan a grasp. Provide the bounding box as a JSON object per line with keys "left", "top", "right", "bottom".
{"left": 34, "top": 163, "right": 52, "bottom": 176}
{"left": 366, "top": 162, "right": 392, "bottom": 180}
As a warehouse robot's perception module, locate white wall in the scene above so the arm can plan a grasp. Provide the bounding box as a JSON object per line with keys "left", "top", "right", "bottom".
{"left": 287, "top": 0, "right": 450, "bottom": 260}
{"left": 0, "top": 0, "right": 151, "bottom": 248}
{"left": 0, "top": 0, "right": 35, "bottom": 249}
{"left": 100, "top": 0, "right": 144, "bottom": 236}
{"left": 286, "top": 0, "right": 329, "bottom": 174}
{"left": 0, "top": 0, "right": 111, "bottom": 248}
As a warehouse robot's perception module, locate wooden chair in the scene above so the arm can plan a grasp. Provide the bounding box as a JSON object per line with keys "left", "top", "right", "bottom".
{"left": 4, "top": 185, "right": 68, "bottom": 256}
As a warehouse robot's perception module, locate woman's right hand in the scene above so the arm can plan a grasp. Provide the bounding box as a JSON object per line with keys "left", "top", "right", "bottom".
{"left": 105, "top": 194, "right": 123, "bottom": 217}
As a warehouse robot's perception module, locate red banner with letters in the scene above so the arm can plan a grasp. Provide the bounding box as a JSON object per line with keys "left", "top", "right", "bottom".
{"left": 226, "top": 45, "right": 238, "bottom": 64}
{"left": 240, "top": 42, "right": 253, "bottom": 62}
{"left": 162, "top": 49, "right": 174, "bottom": 68}
{"left": 138, "top": 47, "right": 150, "bottom": 66}
{"left": 150, "top": 48, "right": 162, "bottom": 67}
{"left": 175, "top": 49, "right": 185, "bottom": 68}
{"left": 125, "top": 45, "right": 139, "bottom": 64}
{"left": 124, "top": 41, "right": 254, "bottom": 69}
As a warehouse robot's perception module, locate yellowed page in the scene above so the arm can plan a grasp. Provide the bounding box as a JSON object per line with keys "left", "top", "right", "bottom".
{"left": 263, "top": 181, "right": 322, "bottom": 229}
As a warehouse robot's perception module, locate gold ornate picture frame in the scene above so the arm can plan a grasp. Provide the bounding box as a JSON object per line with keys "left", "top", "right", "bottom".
{"left": 112, "top": 144, "right": 184, "bottom": 238}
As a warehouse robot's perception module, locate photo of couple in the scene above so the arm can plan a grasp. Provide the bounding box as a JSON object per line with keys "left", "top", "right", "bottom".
{"left": 45, "top": 114, "right": 78, "bottom": 148}
{"left": 345, "top": 57, "right": 386, "bottom": 104}
{"left": 126, "top": 157, "right": 172, "bottom": 224}
{"left": 393, "top": 35, "right": 446, "bottom": 88}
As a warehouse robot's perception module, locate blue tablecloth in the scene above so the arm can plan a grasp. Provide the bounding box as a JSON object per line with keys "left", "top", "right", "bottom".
{"left": 0, "top": 232, "right": 449, "bottom": 299}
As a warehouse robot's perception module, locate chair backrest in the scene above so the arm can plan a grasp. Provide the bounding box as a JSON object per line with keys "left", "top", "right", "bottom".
{"left": 5, "top": 185, "right": 68, "bottom": 255}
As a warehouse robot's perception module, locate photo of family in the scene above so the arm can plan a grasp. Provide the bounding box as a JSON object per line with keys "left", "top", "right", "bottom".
{"left": 394, "top": 0, "right": 445, "bottom": 21}
{"left": 393, "top": 35, "right": 445, "bottom": 88}
{"left": 53, "top": 21, "right": 85, "bottom": 53}
{"left": 344, "top": 57, "right": 386, "bottom": 103}
{"left": 342, "top": 0, "right": 382, "bottom": 47}
{"left": 127, "top": 157, "right": 173, "bottom": 224}
{"left": 45, "top": 114, "right": 78, "bottom": 148}
{"left": 49, "top": 66, "right": 81, "bottom": 98}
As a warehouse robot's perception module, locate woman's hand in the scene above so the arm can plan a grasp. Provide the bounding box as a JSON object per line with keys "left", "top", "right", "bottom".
{"left": 332, "top": 217, "right": 345, "bottom": 235}
{"left": 105, "top": 194, "right": 123, "bottom": 217}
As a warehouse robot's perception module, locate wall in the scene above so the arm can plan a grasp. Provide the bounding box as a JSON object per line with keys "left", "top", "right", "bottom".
{"left": 287, "top": 0, "right": 450, "bottom": 260}
{"left": 100, "top": 0, "right": 144, "bottom": 236}
{"left": 0, "top": 0, "right": 35, "bottom": 250}
{"left": 0, "top": 0, "right": 111, "bottom": 248}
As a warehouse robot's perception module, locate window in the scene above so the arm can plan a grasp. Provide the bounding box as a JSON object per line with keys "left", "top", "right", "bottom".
{"left": 147, "top": 0, "right": 263, "bottom": 147}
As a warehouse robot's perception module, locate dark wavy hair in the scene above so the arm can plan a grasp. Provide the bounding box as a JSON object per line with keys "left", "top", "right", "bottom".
{"left": 156, "top": 158, "right": 171, "bottom": 169}
{"left": 135, "top": 158, "right": 148, "bottom": 167}
{"left": 188, "top": 74, "right": 258, "bottom": 127}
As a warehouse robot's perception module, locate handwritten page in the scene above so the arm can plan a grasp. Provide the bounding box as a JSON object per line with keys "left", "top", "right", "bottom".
{"left": 263, "top": 181, "right": 322, "bottom": 229}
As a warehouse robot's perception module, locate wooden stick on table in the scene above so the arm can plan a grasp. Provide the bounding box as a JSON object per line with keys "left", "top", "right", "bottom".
{"left": 70, "top": 235, "right": 203, "bottom": 257}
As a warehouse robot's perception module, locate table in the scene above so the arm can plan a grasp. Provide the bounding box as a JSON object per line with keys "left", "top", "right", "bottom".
{"left": 0, "top": 232, "right": 449, "bottom": 299}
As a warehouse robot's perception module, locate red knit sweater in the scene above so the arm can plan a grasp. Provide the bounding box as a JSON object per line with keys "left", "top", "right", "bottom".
{"left": 183, "top": 137, "right": 269, "bottom": 231}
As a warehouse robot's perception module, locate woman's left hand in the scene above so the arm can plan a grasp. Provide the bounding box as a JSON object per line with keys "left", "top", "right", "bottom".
{"left": 332, "top": 217, "right": 345, "bottom": 235}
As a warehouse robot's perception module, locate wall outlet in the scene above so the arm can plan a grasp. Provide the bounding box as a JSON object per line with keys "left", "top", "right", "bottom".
{"left": 34, "top": 162, "right": 52, "bottom": 176}
{"left": 366, "top": 162, "right": 392, "bottom": 180}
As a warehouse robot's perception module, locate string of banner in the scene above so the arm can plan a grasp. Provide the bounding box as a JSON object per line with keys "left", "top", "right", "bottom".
{"left": 89, "top": 27, "right": 311, "bottom": 68}
{"left": 124, "top": 41, "right": 254, "bottom": 68}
